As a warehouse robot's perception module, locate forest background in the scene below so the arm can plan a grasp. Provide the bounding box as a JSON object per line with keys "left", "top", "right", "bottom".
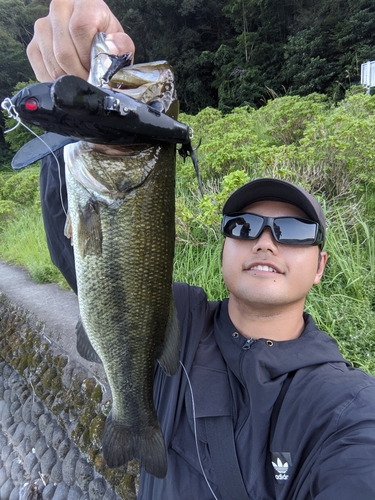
{"left": 1, "top": 0, "right": 375, "bottom": 139}
{"left": 1, "top": 0, "right": 375, "bottom": 375}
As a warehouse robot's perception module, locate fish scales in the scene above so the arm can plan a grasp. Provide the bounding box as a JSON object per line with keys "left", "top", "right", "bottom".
{"left": 64, "top": 33, "right": 180, "bottom": 478}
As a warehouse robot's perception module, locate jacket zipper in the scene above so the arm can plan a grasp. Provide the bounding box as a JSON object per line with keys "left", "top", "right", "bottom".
{"left": 242, "top": 338, "right": 255, "bottom": 350}
{"left": 235, "top": 337, "right": 256, "bottom": 436}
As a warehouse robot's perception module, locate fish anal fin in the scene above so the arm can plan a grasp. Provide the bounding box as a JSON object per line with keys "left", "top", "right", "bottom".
{"left": 102, "top": 412, "right": 167, "bottom": 478}
{"left": 75, "top": 318, "right": 102, "bottom": 364}
{"left": 157, "top": 298, "right": 180, "bottom": 376}
{"left": 78, "top": 199, "right": 102, "bottom": 258}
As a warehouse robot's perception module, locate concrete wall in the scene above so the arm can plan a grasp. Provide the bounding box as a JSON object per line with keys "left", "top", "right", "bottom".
{"left": 0, "top": 262, "right": 139, "bottom": 500}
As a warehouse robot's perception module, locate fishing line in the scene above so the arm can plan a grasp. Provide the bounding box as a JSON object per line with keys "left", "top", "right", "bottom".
{"left": 2, "top": 97, "right": 68, "bottom": 218}
{"left": 179, "top": 360, "right": 219, "bottom": 500}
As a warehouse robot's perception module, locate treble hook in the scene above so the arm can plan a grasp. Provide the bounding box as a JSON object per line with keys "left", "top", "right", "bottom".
{"left": 178, "top": 139, "right": 203, "bottom": 195}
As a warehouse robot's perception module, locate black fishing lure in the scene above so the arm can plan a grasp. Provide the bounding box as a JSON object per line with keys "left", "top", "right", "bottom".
{"left": 2, "top": 74, "right": 203, "bottom": 193}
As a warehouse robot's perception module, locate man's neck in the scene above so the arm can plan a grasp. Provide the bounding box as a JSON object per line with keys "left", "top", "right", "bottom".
{"left": 227, "top": 296, "right": 306, "bottom": 341}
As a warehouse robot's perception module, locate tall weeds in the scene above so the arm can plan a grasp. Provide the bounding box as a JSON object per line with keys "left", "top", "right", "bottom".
{"left": 0, "top": 208, "right": 69, "bottom": 288}
{"left": 306, "top": 208, "right": 375, "bottom": 373}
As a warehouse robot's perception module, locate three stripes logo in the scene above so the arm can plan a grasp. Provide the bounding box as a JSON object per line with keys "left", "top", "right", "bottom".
{"left": 271, "top": 452, "right": 292, "bottom": 482}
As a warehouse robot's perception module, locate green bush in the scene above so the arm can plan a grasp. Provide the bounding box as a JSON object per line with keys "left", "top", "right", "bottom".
{"left": 255, "top": 93, "right": 328, "bottom": 146}
{"left": 0, "top": 207, "right": 69, "bottom": 289}
{"left": 27, "top": 260, "right": 65, "bottom": 285}
{"left": 0, "top": 199, "right": 17, "bottom": 231}
{"left": 0, "top": 143, "right": 13, "bottom": 172}
{"left": 300, "top": 92, "right": 375, "bottom": 193}
{"left": 306, "top": 206, "right": 375, "bottom": 373}
{"left": 0, "top": 167, "right": 40, "bottom": 207}
{"left": 177, "top": 88, "right": 375, "bottom": 205}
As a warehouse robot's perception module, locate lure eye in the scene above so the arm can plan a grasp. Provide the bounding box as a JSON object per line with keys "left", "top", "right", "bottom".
{"left": 24, "top": 98, "right": 39, "bottom": 111}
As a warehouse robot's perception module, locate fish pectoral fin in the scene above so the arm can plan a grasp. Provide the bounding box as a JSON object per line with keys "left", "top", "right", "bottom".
{"left": 157, "top": 298, "right": 180, "bottom": 376}
{"left": 75, "top": 317, "right": 102, "bottom": 364}
{"left": 64, "top": 212, "right": 73, "bottom": 241}
{"left": 78, "top": 199, "right": 103, "bottom": 258}
{"left": 102, "top": 412, "right": 167, "bottom": 478}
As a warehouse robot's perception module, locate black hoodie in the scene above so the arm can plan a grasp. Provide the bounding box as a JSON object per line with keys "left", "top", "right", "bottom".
{"left": 139, "top": 282, "right": 375, "bottom": 500}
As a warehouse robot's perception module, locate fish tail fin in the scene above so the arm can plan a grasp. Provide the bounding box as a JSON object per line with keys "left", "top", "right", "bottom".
{"left": 102, "top": 412, "right": 167, "bottom": 478}
{"left": 157, "top": 298, "right": 180, "bottom": 376}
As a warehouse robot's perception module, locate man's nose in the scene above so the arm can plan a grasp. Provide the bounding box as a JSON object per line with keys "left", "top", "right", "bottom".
{"left": 252, "top": 226, "right": 279, "bottom": 253}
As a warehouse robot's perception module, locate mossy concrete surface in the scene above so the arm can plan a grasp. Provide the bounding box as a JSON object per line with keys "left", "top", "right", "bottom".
{"left": 0, "top": 260, "right": 138, "bottom": 499}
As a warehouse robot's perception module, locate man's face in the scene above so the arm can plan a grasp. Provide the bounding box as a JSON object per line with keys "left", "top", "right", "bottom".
{"left": 222, "top": 200, "right": 327, "bottom": 313}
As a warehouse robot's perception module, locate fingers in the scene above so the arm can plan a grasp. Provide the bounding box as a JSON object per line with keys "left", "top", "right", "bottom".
{"left": 27, "top": 17, "right": 61, "bottom": 82}
{"left": 27, "top": 0, "right": 135, "bottom": 82}
{"left": 55, "top": 0, "right": 124, "bottom": 72}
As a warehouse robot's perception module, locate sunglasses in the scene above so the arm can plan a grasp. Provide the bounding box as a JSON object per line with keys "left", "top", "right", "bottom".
{"left": 221, "top": 213, "right": 324, "bottom": 246}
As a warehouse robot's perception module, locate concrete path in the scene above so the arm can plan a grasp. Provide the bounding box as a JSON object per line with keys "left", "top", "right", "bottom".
{"left": 0, "top": 259, "right": 105, "bottom": 380}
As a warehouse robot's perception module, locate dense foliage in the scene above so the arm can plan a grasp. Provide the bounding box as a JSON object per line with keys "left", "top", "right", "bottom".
{"left": 1, "top": 0, "right": 375, "bottom": 165}
{"left": 1, "top": 89, "right": 375, "bottom": 373}
{"left": 0, "top": 0, "right": 49, "bottom": 166}
{"left": 111, "top": 0, "right": 375, "bottom": 112}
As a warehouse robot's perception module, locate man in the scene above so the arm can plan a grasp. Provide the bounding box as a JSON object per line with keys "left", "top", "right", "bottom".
{"left": 27, "top": 2, "right": 375, "bottom": 498}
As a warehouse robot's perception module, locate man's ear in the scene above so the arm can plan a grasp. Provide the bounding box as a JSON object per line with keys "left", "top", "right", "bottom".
{"left": 314, "top": 251, "right": 328, "bottom": 284}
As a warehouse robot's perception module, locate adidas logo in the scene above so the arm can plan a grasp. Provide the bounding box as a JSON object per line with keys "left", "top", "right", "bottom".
{"left": 271, "top": 453, "right": 291, "bottom": 481}
{"left": 272, "top": 458, "right": 289, "bottom": 474}
{"left": 275, "top": 473, "right": 289, "bottom": 480}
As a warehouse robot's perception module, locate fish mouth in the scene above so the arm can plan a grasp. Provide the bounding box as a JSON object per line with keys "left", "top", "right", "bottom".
{"left": 87, "top": 143, "right": 151, "bottom": 156}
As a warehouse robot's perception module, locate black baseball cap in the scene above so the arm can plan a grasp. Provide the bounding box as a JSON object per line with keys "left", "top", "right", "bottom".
{"left": 222, "top": 178, "right": 326, "bottom": 244}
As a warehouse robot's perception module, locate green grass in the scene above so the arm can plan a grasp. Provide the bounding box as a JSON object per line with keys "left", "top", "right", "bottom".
{"left": 0, "top": 207, "right": 70, "bottom": 289}
{"left": 305, "top": 207, "right": 375, "bottom": 373}
{"left": 174, "top": 239, "right": 227, "bottom": 300}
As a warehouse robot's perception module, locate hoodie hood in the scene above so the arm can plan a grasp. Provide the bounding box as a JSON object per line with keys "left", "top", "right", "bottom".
{"left": 214, "top": 298, "right": 349, "bottom": 381}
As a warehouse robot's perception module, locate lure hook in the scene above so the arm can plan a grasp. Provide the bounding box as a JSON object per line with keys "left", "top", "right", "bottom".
{"left": 178, "top": 139, "right": 204, "bottom": 195}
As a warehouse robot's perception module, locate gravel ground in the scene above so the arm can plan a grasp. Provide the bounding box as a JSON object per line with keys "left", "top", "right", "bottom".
{"left": 0, "top": 361, "right": 121, "bottom": 500}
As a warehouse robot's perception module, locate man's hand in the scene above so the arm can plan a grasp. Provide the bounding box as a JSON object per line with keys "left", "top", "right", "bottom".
{"left": 27, "top": 0, "right": 135, "bottom": 82}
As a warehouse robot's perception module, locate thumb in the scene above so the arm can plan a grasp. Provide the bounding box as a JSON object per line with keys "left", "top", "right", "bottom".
{"left": 105, "top": 32, "right": 135, "bottom": 61}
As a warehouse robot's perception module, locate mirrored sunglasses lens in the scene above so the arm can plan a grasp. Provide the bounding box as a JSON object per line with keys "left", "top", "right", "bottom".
{"left": 223, "top": 214, "right": 263, "bottom": 239}
{"left": 276, "top": 218, "right": 317, "bottom": 244}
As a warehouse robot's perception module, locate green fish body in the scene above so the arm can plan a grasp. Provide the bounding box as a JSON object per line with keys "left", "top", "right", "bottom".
{"left": 64, "top": 33, "right": 180, "bottom": 478}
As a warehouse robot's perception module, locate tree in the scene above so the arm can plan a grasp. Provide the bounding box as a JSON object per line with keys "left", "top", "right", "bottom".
{"left": 1, "top": 0, "right": 375, "bottom": 120}
{"left": 108, "top": 0, "right": 233, "bottom": 113}
{"left": 0, "top": 0, "right": 48, "bottom": 163}
{"left": 282, "top": 0, "right": 375, "bottom": 100}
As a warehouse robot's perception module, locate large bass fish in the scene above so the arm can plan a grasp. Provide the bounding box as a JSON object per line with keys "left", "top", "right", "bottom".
{"left": 63, "top": 33, "right": 181, "bottom": 478}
